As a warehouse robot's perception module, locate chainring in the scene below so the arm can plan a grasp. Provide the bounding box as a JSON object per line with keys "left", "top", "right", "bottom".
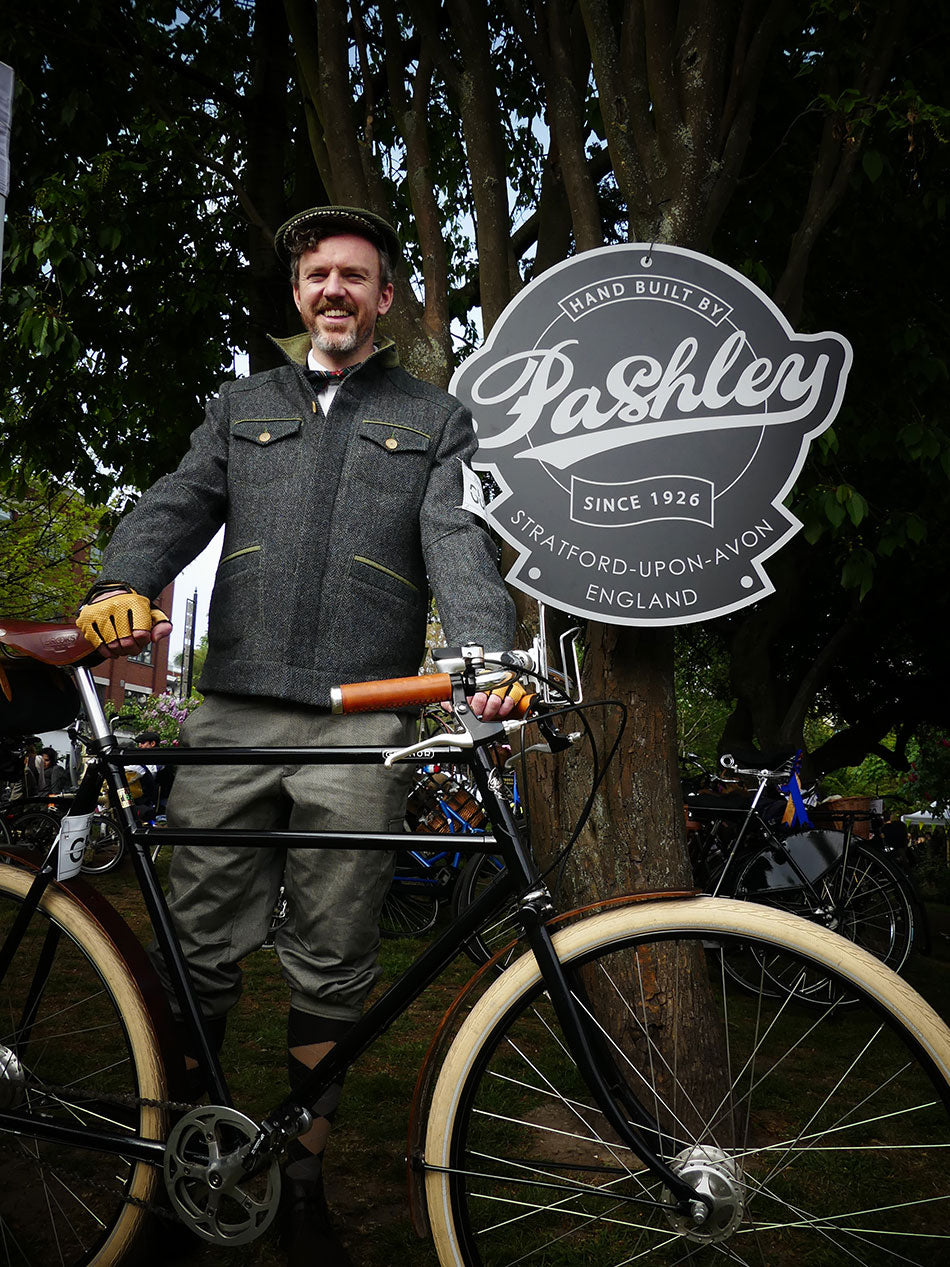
{"left": 164, "top": 1105, "right": 281, "bottom": 1245}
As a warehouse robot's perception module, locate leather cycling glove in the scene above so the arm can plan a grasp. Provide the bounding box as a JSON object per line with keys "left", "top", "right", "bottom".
{"left": 77, "top": 584, "right": 169, "bottom": 650}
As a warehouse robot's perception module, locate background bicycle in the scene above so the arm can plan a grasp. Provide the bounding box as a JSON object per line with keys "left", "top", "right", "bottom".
{"left": 380, "top": 764, "right": 509, "bottom": 943}
{"left": 684, "top": 749, "right": 920, "bottom": 975}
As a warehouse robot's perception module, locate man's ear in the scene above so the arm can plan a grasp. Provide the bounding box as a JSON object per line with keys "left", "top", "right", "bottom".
{"left": 377, "top": 282, "right": 394, "bottom": 317}
{"left": 293, "top": 283, "right": 302, "bottom": 313}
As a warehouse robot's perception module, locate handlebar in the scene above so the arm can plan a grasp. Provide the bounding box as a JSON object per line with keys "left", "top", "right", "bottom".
{"left": 330, "top": 648, "right": 545, "bottom": 717}
{"left": 330, "top": 673, "right": 454, "bottom": 714}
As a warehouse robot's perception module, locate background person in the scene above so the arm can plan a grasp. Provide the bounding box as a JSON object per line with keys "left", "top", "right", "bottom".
{"left": 40, "top": 747, "right": 72, "bottom": 795}
{"left": 76, "top": 205, "right": 515, "bottom": 1267}
{"left": 126, "top": 730, "right": 161, "bottom": 818}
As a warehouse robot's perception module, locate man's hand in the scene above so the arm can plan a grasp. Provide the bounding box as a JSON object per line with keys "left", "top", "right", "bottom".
{"left": 469, "top": 680, "right": 532, "bottom": 722}
{"left": 77, "top": 589, "right": 173, "bottom": 658}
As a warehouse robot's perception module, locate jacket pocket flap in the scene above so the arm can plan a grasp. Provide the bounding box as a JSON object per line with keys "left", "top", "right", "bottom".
{"left": 232, "top": 418, "right": 302, "bottom": 446}
{"left": 359, "top": 420, "right": 430, "bottom": 454}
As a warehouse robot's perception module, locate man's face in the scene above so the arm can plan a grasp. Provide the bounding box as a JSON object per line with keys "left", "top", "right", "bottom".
{"left": 293, "top": 234, "right": 394, "bottom": 367}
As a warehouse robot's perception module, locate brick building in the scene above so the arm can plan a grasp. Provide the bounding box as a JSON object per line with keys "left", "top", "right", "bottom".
{"left": 90, "top": 582, "right": 176, "bottom": 708}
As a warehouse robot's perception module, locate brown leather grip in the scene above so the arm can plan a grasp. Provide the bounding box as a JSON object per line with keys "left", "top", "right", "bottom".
{"left": 335, "top": 674, "right": 454, "bottom": 713}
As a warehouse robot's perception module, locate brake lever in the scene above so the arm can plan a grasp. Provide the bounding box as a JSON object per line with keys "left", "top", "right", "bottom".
{"left": 383, "top": 731, "right": 473, "bottom": 769}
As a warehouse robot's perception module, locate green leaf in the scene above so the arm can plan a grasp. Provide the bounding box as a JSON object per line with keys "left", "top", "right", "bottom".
{"left": 841, "top": 548, "right": 875, "bottom": 598}
{"left": 906, "top": 515, "right": 927, "bottom": 544}
{"left": 824, "top": 493, "right": 847, "bottom": 528}
{"left": 846, "top": 492, "right": 868, "bottom": 526}
{"left": 862, "top": 149, "right": 884, "bottom": 182}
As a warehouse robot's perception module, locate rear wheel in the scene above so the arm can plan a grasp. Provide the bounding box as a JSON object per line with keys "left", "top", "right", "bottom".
{"left": 0, "top": 867, "right": 168, "bottom": 1265}
{"left": 80, "top": 810, "right": 125, "bottom": 875}
{"left": 734, "top": 838, "right": 915, "bottom": 974}
{"left": 9, "top": 808, "right": 60, "bottom": 859}
{"left": 425, "top": 897, "right": 950, "bottom": 1265}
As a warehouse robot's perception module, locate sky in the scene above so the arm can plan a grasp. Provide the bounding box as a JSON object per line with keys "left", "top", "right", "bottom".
{"left": 168, "top": 526, "right": 222, "bottom": 664}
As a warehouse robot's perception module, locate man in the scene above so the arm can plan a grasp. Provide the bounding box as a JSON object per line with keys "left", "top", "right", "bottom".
{"left": 40, "top": 747, "right": 72, "bottom": 795}
{"left": 76, "top": 205, "right": 515, "bottom": 1266}
{"left": 9, "top": 736, "right": 44, "bottom": 800}
{"left": 126, "top": 730, "right": 163, "bottom": 817}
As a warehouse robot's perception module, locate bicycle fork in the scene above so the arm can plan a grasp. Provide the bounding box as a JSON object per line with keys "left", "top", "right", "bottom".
{"left": 463, "top": 748, "right": 713, "bottom": 1226}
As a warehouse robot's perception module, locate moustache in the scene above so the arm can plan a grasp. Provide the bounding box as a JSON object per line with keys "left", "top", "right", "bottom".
{"left": 312, "top": 301, "right": 358, "bottom": 317}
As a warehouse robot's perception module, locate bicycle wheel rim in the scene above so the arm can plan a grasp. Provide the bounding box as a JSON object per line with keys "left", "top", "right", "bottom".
{"left": 734, "top": 840, "right": 915, "bottom": 979}
{"left": 380, "top": 885, "right": 440, "bottom": 937}
{"left": 426, "top": 898, "right": 950, "bottom": 1266}
{"left": 0, "top": 868, "right": 167, "bottom": 1266}
{"left": 81, "top": 814, "right": 125, "bottom": 875}
{"left": 831, "top": 844, "right": 916, "bottom": 970}
{"left": 452, "top": 854, "right": 517, "bottom": 967}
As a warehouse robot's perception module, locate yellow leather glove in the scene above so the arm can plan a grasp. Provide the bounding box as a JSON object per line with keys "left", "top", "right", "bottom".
{"left": 76, "top": 589, "right": 169, "bottom": 650}
{"left": 490, "top": 680, "right": 535, "bottom": 716}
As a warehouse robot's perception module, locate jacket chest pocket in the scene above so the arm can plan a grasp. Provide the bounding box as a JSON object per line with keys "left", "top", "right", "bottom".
{"left": 350, "top": 420, "right": 430, "bottom": 495}
{"left": 230, "top": 417, "right": 302, "bottom": 487}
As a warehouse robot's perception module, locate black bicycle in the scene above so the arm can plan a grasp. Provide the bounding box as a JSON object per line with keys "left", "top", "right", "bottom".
{"left": 685, "top": 751, "right": 918, "bottom": 980}
{"left": 1, "top": 620, "right": 949, "bottom": 1265}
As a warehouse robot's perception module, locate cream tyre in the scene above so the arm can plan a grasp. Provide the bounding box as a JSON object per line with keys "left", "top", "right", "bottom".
{"left": 425, "top": 896, "right": 950, "bottom": 1266}
{"left": 0, "top": 867, "right": 167, "bottom": 1266}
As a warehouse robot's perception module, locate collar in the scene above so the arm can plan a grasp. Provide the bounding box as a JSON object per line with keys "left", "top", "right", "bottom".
{"left": 268, "top": 331, "right": 400, "bottom": 372}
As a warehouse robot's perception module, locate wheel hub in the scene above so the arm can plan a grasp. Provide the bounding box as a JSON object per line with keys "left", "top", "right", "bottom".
{"left": 164, "top": 1105, "right": 280, "bottom": 1246}
{"left": 662, "top": 1145, "right": 745, "bottom": 1243}
{"left": 0, "top": 1044, "right": 26, "bottom": 1110}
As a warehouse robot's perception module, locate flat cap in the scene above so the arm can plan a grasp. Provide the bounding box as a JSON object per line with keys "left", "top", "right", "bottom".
{"left": 274, "top": 205, "right": 401, "bottom": 263}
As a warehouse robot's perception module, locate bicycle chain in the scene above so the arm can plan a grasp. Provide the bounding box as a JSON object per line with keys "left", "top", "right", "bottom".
{"left": 23, "top": 1081, "right": 202, "bottom": 1222}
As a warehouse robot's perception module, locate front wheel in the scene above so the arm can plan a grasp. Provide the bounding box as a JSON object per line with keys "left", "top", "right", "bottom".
{"left": 450, "top": 852, "right": 517, "bottom": 966}
{"left": 425, "top": 896, "right": 950, "bottom": 1265}
{"left": 0, "top": 867, "right": 168, "bottom": 1265}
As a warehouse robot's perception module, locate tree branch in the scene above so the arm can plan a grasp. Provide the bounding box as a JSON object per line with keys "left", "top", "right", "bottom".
{"left": 773, "top": 0, "right": 910, "bottom": 321}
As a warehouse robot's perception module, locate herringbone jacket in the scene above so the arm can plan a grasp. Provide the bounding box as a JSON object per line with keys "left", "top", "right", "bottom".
{"left": 101, "top": 334, "right": 515, "bottom": 707}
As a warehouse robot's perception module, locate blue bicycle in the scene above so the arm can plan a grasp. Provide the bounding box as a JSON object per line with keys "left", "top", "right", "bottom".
{"left": 380, "top": 767, "right": 493, "bottom": 938}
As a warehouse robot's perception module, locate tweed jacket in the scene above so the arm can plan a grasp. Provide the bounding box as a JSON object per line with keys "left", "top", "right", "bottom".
{"left": 101, "top": 334, "right": 515, "bottom": 707}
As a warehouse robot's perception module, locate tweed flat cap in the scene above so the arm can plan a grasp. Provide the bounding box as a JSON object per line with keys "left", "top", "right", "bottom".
{"left": 274, "top": 205, "right": 401, "bottom": 263}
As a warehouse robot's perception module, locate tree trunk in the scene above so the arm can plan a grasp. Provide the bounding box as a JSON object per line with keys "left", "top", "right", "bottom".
{"left": 535, "top": 625, "right": 691, "bottom": 900}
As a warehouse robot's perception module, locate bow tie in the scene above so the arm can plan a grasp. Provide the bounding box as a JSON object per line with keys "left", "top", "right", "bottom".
{"left": 303, "top": 362, "right": 362, "bottom": 387}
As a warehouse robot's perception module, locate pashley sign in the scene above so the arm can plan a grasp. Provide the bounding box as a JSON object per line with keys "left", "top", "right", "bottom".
{"left": 451, "top": 244, "right": 852, "bottom": 626}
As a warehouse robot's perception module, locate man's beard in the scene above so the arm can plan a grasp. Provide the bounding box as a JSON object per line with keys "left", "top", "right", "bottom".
{"left": 312, "top": 328, "right": 360, "bottom": 355}
{"left": 304, "top": 304, "right": 373, "bottom": 356}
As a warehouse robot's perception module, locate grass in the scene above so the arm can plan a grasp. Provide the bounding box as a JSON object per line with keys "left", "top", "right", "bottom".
{"left": 85, "top": 866, "right": 950, "bottom": 1266}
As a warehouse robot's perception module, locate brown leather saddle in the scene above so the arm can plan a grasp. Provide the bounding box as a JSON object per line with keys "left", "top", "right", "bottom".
{"left": 0, "top": 620, "right": 97, "bottom": 667}
{"left": 0, "top": 622, "right": 99, "bottom": 723}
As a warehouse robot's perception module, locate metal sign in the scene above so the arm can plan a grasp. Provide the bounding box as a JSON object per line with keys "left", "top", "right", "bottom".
{"left": 182, "top": 591, "right": 197, "bottom": 697}
{"left": 451, "top": 244, "right": 852, "bottom": 626}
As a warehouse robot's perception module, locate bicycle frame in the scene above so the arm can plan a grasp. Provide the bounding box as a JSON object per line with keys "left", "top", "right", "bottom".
{"left": 0, "top": 662, "right": 706, "bottom": 1216}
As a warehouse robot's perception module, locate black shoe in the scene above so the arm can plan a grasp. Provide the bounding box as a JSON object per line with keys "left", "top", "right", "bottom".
{"left": 280, "top": 1173, "right": 355, "bottom": 1267}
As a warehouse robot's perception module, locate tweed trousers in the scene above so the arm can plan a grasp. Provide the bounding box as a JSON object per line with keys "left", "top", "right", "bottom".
{"left": 151, "top": 693, "right": 415, "bottom": 1022}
